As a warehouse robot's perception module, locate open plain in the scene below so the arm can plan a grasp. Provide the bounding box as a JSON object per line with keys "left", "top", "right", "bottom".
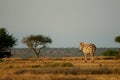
{"left": 0, "top": 56, "right": 120, "bottom": 80}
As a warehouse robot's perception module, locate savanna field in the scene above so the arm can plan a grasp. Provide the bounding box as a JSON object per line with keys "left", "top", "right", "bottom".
{"left": 0, "top": 56, "right": 120, "bottom": 80}
{"left": 1, "top": 0, "right": 120, "bottom": 80}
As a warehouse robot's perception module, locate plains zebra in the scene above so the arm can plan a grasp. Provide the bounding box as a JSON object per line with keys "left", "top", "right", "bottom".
{"left": 79, "top": 42, "right": 96, "bottom": 63}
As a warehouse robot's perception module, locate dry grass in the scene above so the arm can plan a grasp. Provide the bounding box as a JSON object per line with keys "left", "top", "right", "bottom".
{"left": 0, "top": 56, "right": 120, "bottom": 80}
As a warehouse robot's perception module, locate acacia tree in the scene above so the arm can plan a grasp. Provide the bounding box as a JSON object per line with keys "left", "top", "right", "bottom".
{"left": 22, "top": 35, "right": 52, "bottom": 58}
{"left": 115, "top": 36, "right": 120, "bottom": 53}
{"left": 0, "top": 28, "right": 17, "bottom": 51}
{"left": 115, "top": 36, "right": 120, "bottom": 43}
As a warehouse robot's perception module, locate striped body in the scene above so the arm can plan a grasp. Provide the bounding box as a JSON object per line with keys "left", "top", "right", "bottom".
{"left": 79, "top": 42, "right": 96, "bottom": 63}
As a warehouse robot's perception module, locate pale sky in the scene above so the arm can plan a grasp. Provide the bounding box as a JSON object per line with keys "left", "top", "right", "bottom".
{"left": 0, "top": 0, "right": 120, "bottom": 48}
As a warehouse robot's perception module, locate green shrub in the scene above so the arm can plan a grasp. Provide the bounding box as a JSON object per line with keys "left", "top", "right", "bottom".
{"left": 60, "top": 62, "right": 74, "bottom": 67}
{"left": 115, "top": 53, "right": 120, "bottom": 59}
{"left": 44, "top": 62, "right": 60, "bottom": 67}
{"left": 102, "top": 49, "right": 119, "bottom": 56}
{"left": 32, "top": 65, "right": 41, "bottom": 68}
{"left": 0, "top": 59, "right": 3, "bottom": 62}
{"left": 44, "top": 62, "right": 74, "bottom": 67}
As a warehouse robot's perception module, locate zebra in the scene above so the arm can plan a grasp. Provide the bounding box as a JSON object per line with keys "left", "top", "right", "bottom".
{"left": 79, "top": 42, "right": 96, "bottom": 63}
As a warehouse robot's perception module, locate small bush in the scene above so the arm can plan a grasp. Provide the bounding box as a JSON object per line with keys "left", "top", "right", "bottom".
{"left": 115, "top": 53, "right": 120, "bottom": 59}
{"left": 44, "top": 62, "right": 59, "bottom": 67}
{"left": 60, "top": 62, "right": 74, "bottom": 67}
{"left": 15, "top": 69, "right": 28, "bottom": 75}
{"left": 32, "top": 65, "right": 41, "bottom": 68}
{"left": 102, "top": 49, "right": 119, "bottom": 56}
{"left": 44, "top": 62, "right": 74, "bottom": 67}
{"left": 0, "top": 59, "right": 3, "bottom": 62}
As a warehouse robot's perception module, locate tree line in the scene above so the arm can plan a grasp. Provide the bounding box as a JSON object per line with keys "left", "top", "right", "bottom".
{"left": 0, "top": 27, "right": 120, "bottom": 58}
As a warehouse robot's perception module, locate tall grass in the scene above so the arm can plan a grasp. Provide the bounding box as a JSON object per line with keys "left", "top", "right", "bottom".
{"left": 0, "top": 57, "right": 120, "bottom": 80}
{"left": 14, "top": 67, "right": 115, "bottom": 75}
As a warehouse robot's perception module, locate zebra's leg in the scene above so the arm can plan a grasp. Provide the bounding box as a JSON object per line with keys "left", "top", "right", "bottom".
{"left": 84, "top": 54, "right": 87, "bottom": 63}
{"left": 90, "top": 53, "right": 94, "bottom": 63}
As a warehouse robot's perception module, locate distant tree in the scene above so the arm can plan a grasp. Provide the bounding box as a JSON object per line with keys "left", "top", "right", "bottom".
{"left": 115, "top": 36, "right": 120, "bottom": 53}
{"left": 115, "top": 36, "right": 120, "bottom": 43}
{"left": 0, "top": 28, "right": 17, "bottom": 51}
{"left": 22, "top": 35, "right": 52, "bottom": 58}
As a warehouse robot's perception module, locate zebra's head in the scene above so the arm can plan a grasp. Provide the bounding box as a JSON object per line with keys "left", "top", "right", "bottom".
{"left": 79, "top": 42, "right": 84, "bottom": 52}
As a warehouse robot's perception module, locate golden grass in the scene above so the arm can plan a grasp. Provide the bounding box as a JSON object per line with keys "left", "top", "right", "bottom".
{"left": 0, "top": 56, "right": 120, "bottom": 80}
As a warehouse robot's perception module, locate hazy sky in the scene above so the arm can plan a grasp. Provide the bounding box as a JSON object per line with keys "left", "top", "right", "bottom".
{"left": 0, "top": 0, "right": 120, "bottom": 48}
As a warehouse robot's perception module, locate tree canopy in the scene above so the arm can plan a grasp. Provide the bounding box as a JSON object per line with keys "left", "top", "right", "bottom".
{"left": 115, "top": 36, "right": 120, "bottom": 43}
{"left": 22, "top": 34, "right": 52, "bottom": 58}
{"left": 0, "top": 28, "right": 17, "bottom": 51}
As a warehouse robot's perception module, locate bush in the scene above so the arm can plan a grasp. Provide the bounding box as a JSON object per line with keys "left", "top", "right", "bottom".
{"left": 0, "top": 59, "right": 3, "bottom": 62}
{"left": 32, "top": 65, "right": 41, "bottom": 68}
{"left": 44, "top": 62, "right": 60, "bottom": 67}
{"left": 44, "top": 62, "right": 74, "bottom": 67}
{"left": 115, "top": 53, "right": 120, "bottom": 59}
{"left": 102, "top": 49, "right": 119, "bottom": 56}
{"left": 60, "top": 62, "right": 74, "bottom": 67}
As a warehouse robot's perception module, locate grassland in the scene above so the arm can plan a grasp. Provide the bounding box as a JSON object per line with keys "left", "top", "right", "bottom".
{"left": 0, "top": 56, "right": 120, "bottom": 80}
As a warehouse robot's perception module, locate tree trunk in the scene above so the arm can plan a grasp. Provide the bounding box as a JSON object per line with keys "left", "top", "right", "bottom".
{"left": 31, "top": 48, "right": 40, "bottom": 58}
{"left": 35, "top": 52, "right": 39, "bottom": 58}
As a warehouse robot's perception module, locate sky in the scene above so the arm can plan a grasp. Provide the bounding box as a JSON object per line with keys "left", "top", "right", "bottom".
{"left": 0, "top": 0, "right": 120, "bottom": 48}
